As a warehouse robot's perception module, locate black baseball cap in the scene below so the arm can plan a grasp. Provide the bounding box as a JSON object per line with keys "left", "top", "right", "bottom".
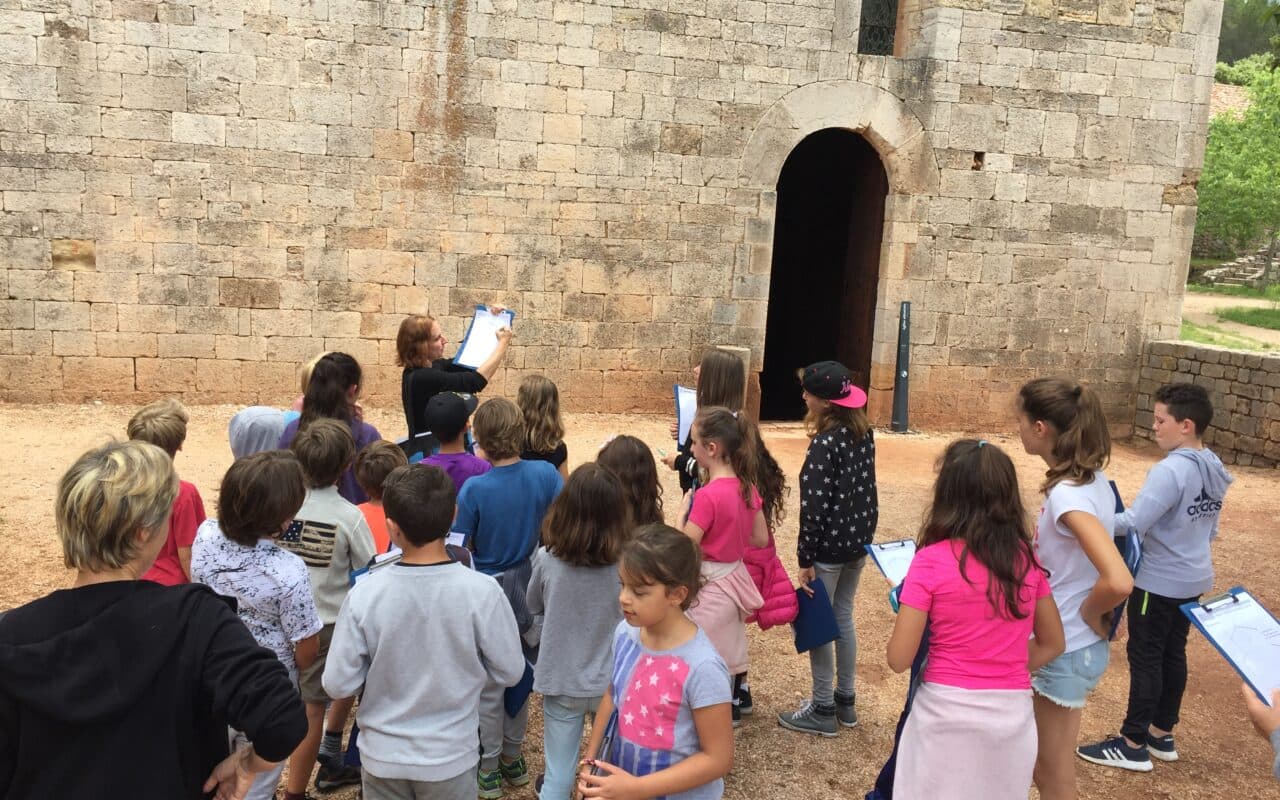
{"left": 800, "top": 361, "right": 867, "bottom": 408}
{"left": 423, "top": 392, "right": 479, "bottom": 441}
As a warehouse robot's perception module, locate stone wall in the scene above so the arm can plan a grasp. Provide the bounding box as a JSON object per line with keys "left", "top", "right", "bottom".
{"left": 0, "top": 0, "right": 1224, "bottom": 426}
{"left": 1135, "top": 340, "right": 1280, "bottom": 467}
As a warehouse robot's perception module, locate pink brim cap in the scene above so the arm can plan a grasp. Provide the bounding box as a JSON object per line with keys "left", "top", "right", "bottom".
{"left": 830, "top": 385, "right": 868, "bottom": 409}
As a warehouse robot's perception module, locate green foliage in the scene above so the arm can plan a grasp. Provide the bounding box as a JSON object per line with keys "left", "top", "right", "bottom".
{"left": 1186, "top": 282, "right": 1270, "bottom": 298}
{"left": 1196, "top": 68, "right": 1280, "bottom": 250}
{"left": 1218, "top": 0, "right": 1280, "bottom": 64}
{"left": 1216, "top": 306, "right": 1280, "bottom": 330}
{"left": 1215, "top": 53, "right": 1277, "bottom": 86}
{"left": 1179, "top": 321, "right": 1274, "bottom": 351}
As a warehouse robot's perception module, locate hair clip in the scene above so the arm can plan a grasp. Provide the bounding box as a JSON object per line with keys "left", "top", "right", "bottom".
{"left": 977, "top": 439, "right": 987, "bottom": 448}
{"left": 731, "top": 410, "right": 739, "bottom": 418}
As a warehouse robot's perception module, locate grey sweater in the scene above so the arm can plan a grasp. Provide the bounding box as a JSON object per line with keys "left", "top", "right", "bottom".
{"left": 323, "top": 561, "right": 525, "bottom": 782}
{"left": 1116, "top": 447, "right": 1232, "bottom": 599}
{"left": 526, "top": 547, "right": 621, "bottom": 697}
{"left": 1273, "top": 728, "right": 1280, "bottom": 780}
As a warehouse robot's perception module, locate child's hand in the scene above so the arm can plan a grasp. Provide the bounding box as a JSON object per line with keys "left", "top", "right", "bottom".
{"left": 661, "top": 451, "right": 678, "bottom": 470}
{"left": 202, "top": 747, "right": 254, "bottom": 800}
{"left": 797, "top": 566, "right": 817, "bottom": 597}
{"left": 578, "top": 760, "right": 643, "bottom": 800}
{"left": 668, "top": 421, "right": 679, "bottom": 440}
{"left": 1085, "top": 610, "right": 1113, "bottom": 641}
{"left": 1242, "top": 683, "right": 1280, "bottom": 740}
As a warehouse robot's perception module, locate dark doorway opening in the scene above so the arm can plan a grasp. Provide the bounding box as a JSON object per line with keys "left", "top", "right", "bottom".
{"left": 759, "top": 129, "right": 889, "bottom": 421}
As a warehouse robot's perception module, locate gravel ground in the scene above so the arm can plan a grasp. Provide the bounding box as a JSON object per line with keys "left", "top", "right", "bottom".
{"left": 1, "top": 402, "right": 1277, "bottom": 799}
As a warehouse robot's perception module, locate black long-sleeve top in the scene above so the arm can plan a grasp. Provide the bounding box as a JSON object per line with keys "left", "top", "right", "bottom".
{"left": 797, "top": 427, "right": 879, "bottom": 568}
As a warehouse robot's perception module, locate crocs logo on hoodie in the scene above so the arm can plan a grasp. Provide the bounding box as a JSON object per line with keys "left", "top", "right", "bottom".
{"left": 1186, "top": 489, "right": 1222, "bottom": 519}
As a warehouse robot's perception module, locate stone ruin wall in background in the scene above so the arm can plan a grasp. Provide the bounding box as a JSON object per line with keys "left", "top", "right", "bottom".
{"left": 0, "top": 0, "right": 1223, "bottom": 429}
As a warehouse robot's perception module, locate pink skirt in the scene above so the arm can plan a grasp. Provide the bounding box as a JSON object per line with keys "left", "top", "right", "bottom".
{"left": 686, "top": 562, "right": 763, "bottom": 675}
{"left": 894, "top": 682, "right": 1036, "bottom": 800}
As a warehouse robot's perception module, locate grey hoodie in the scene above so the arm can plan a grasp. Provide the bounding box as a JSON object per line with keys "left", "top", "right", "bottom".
{"left": 1272, "top": 728, "right": 1280, "bottom": 780}
{"left": 1116, "top": 447, "right": 1233, "bottom": 598}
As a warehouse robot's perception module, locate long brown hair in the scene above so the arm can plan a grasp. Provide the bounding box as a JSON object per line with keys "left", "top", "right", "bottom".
{"left": 805, "top": 400, "right": 869, "bottom": 442}
{"left": 518, "top": 374, "right": 565, "bottom": 453}
{"left": 693, "top": 407, "right": 758, "bottom": 510}
{"left": 1018, "top": 377, "right": 1110, "bottom": 494}
{"left": 750, "top": 426, "right": 788, "bottom": 530}
{"left": 918, "top": 439, "right": 1041, "bottom": 620}
{"left": 696, "top": 349, "right": 745, "bottom": 410}
{"left": 299, "top": 352, "right": 361, "bottom": 428}
{"left": 597, "top": 435, "right": 664, "bottom": 526}
{"left": 541, "top": 464, "right": 630, "bottom": 568}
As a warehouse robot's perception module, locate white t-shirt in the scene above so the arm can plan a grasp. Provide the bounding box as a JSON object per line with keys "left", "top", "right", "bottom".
{"left": 1035, "top": 471, "right": 1116, "bottom": 653}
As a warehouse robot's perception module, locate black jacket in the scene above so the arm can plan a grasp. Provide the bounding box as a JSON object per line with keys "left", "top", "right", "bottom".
{"left": 797, "top": 427, "right": 879, "bottom": 568}
{"left": 0, "top": 581, "right": 306, "bottom": 799}
{"left": 402, "top": 361, "right": 488, "bottom": 437}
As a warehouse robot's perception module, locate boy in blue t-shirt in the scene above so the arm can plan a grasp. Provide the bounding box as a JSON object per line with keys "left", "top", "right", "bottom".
{"left": 454, "top": 397, "right": 562, "bottom": 797}
{"left": 1078, "top": 383, "right": 1233, "bottom": 772}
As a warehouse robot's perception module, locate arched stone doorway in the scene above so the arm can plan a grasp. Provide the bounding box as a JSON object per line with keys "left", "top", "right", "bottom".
{"left": 739, "top": 80, "right": 940, "bottom": 422}
{"left": 760, "top": 130, "right": 889, "bottom": 420}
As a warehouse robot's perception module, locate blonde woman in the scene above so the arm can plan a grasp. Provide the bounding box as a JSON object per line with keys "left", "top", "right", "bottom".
{"left": 0, "top": 440, "right": 306, "bottom": 800}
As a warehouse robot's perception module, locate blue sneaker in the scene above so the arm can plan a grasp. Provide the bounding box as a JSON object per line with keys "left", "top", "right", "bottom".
{"left": 1146, "top": 732, "right": 1179, "bottom": 762}
{"left": 1077, "top": 735, "right": 1153, "bottom": 772}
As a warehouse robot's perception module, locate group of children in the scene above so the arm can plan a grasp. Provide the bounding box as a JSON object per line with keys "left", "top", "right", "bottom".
{"left": 116, "top": 342, "right": 1246, "bottom": 800}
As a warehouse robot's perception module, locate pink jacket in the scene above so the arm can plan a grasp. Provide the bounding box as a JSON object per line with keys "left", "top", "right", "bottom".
{"left": 744, "top": 534, "right": 799, "bottom": 630}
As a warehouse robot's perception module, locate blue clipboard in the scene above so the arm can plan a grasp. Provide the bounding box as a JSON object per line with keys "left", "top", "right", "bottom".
{"left": 453, "top": 304, "right": 515, "bottom": 369}
{"left": 674, "top": 384, "right": 697, "bottom": 447}
{"left": 793, "top": 579, "right": 840, "bottom": 653}
{"left": 1180, "top": 587, "right": 1280, "bottom": 706}
{"left": 504, "top": 659, "right": 535, "bottom": 717}
{"left": 1108, "top": 480, "right": 1144, "bottom": 640}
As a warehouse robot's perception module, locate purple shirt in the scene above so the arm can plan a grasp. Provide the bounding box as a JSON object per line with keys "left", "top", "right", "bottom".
{"left": 279, "top": 417, "right": 382, "bottom": 505}
{"left": 423, "top": 452, "right": 491, "bottom": 494}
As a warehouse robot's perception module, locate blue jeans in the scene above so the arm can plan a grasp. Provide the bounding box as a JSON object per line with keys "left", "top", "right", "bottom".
{"left": 539, "top": 695, "right": 601, "bottom": 800}
{"left": 809, "top": 558, "right": 866, "bottom": 705}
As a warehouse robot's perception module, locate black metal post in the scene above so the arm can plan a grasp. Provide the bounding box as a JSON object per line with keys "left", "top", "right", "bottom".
{"left": 891, "top": 301, "right": 910, "bottom": 433}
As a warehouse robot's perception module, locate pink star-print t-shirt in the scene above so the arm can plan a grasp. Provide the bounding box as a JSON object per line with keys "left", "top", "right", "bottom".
{"left": 606, "top": 621, "right": 730, "bottom": 799}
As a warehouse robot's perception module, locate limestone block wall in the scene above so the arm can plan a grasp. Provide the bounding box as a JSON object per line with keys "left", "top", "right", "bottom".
{"left": 1135, "top": 341, "right": 1280, "bottom": 468}
{"left": 0, "top": 0, "right": 1223, "bottom": 428}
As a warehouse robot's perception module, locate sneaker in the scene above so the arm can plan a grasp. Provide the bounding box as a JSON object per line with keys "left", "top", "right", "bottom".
{"left": 499, "top": 755, "right": 530, "bottom": 787}
{"left": 477, "top": 767, "right": 504, "bottom": 799}
{"left": 736, "top": 684, "right": 753, "bottom": 715}
{"left": 777, "top": 699, "right": 838, "bottom": 738}
{"left": 732, "top": 702, "right": 742, "bottom": 729}
{"left": 315, "top": 763, "right": 362, "bottom": 791}
{"left": 1076, "top": 735, "right": 1154, "bottom": 772}
{"left": 834, "top": 692, "right": 858, "bottom": 728}
{"left": 1146, "top": 732, "right": 1179, "bottom": 762}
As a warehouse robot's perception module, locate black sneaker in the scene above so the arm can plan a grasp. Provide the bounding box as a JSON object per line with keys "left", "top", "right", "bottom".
{"left": 834, "top": 691, "right": 857, "bottom": 728}
{"left": 777, "top": 699, "right": 838, "bottom": 737}
{"left": 315, "top": 762, "right": 363, "bottom": 791}
{"left": 731, "top": 701, "right": 742, "bottom": 728}
{"left": 1146, "top": 732, "right": 1178, "bottom": 762}
{"left": 736, "top": 684, "right": 753, "bottom": 715}
{"left": 1076, "top": 735, "right": 1153, "bottom": 772}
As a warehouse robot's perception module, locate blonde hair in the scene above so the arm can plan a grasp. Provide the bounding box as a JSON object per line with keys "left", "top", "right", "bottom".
{"left": 1018, "top": 377, "right": 1111, "bottom": 494}
{"left": 473, "top": 397, "right": 525, "bottom": 460}
{"left": 518, "top": 375, "right": 565, "bottom": 453}
{"left": 126, "top": 398, "right": 189, "bottom": 457}
{"left": 56, "top": 440, "right": 179, "bottom": 572}
{"left": 804, "top": 402, "right": 870, "bottom": 442}
{"left": 298, "top": 351, "right": 331, "bottom": 395}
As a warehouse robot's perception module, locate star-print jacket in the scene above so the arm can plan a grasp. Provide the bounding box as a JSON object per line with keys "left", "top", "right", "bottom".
{"left": 797, "top": 426, "right": 878, "bottom": 568}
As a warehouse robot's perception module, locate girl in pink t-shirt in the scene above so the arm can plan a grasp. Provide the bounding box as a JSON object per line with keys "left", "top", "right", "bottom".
{"left": 887, "top": 439, "right": 1066, "bottom": 800}
{"left": 681, "top": 407, "right": 767, "bottom": 703}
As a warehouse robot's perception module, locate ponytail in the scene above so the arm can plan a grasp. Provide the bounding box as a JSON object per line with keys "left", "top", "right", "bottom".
{"left": 300, "top": 352, "right": 362, "bottom": 429}
{"left": 1018, "top": 377, "right": 1111, "bottom": 493}
{"left": 694, "top": 406, "right": 759, "bottom": 510}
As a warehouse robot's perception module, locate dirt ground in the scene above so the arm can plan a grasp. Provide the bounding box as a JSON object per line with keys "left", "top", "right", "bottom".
{"left": 1, "top": 403, "right": 1278, "bottom": 800}
{"left": 1181, "top": 293, "right": 1280, "bottom": 350}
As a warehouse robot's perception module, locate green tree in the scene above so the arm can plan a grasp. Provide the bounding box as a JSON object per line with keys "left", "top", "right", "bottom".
{"left": 1218, "top": 0, "right": 1279, "bottom": 64}
{"left": 1197, "top": 68, "right": 1280, "bottom": 251}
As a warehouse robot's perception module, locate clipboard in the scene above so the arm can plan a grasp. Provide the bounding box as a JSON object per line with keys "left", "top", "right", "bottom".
{"left": 864, "top": 539, "right": 916, "bottom": 588}
{"left": 674, "top": 384, "right": 697, "bottom": 447}
{"left": 793, "top": 580, "right": 840, "bottom": 653}
{"left": 590, "top": 709, "right": 619, "bottom": 774}
{"left": 453, "top": 305, "right": 515, "bottom": 370}
{"left": 351, "top": 549, "right": 403, "bottom": 585}
{"left": 1108, "top": 480, "right": 1143, "bottom": 640}
{"left": 1180, "top": 587, "right": 1280, "bottom": 706}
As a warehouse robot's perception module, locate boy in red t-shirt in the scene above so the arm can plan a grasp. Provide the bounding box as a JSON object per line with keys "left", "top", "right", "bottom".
{"left": 353, "top": 440, "right": 408, "bottom": 554}
{"left": 127, "top": 398, "right": 206, "bottom": 584}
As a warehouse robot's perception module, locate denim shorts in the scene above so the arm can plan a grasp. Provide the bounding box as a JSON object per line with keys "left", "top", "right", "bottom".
{"left": 1032, "top": 638, "right": 1110, "bottom": 709}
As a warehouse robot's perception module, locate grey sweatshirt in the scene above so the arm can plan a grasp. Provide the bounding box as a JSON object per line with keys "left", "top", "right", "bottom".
{"left": 323, "top": 561, "right": 525, "bottom": 782}
{"left": 1272, "top": 728, "right": 1280, "bottom": 780}
{"left": 1116, "top": 447, "right": 1233, "bottom": 599}
{"left": 526, "top": 547, "right": 621, "bottom": 697}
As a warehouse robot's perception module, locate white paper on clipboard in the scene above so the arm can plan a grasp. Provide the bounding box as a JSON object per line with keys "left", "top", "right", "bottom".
{"left": 454, "top": 305, "right": 514, "bottom": 370}
{"left": 865, "top": 539, "right": 917, "bottom": 587}
{"left": 1183, "top": 588, "right": 1280, "bottom": 706}
{"left": 675, "top": 384, "right": 697, "bottom": 446}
